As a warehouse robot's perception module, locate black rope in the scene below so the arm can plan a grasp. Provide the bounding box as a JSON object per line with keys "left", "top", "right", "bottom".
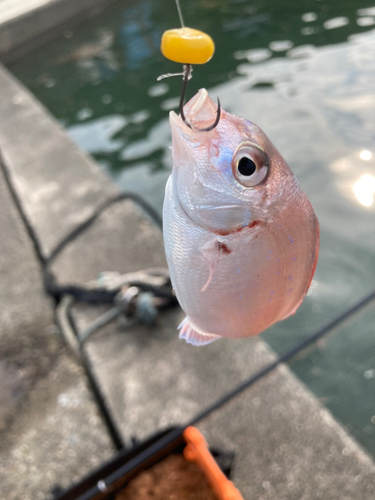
{"left": 1, "top": 147, "right": 165, "bottom": 304}
{"left": 43, "top": 192, "right": 163, "bottom": 304}
{"left": 0, "top": 149, "right": 165, "bottom": 452}
{"left": 65, "top": 302, "right": 125, "bottom": 451}
{"left": 3, "top": 144, "right": 375, "bottom": 465}
{"left": 0, "top": 149, "right": 47, "bottom": 265}
{"left": 71, "top": 283, "right": 375, "bottom": 500}
{"left": 87, "top": 287, "right": 375, "bottom": 497}
{"left": 46, "top": 192, "right": 162, "bottom": 266}
{"left": 0, "top": 150, "right": 129, "bottom": 450}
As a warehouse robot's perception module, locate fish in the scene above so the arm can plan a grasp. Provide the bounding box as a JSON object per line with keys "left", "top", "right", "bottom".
{"left": 163, "top": 89, "right": 319, "bottom": 346}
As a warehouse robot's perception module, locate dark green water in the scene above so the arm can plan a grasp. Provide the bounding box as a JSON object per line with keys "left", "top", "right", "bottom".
{"left": 8, "top": 0, "right": 375, "bottom": 456}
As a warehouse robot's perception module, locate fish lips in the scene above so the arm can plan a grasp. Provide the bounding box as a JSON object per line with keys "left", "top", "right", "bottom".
{"left": 169, "top": 110, "right": 200, "bottom": 146}
{"left": 169, "top": 88, "right": 220, "bottom": 138}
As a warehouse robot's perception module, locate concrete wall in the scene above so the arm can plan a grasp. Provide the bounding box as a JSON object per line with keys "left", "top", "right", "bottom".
{"left": 0, "top": 0, "right": 119, "bottom": 62}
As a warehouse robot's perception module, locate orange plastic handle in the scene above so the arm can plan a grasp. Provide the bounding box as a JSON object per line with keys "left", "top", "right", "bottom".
{"left": 183, "top": 427, "right": 244, "bottom": 500}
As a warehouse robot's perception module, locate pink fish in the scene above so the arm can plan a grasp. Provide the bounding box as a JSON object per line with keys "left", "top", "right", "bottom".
{"left": 163, "top": 89, "right": 319, "bottom": 346}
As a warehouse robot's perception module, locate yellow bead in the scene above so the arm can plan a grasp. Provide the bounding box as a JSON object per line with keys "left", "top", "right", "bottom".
{"left": 161, "top": 27, "right": 215, "bottom": 64}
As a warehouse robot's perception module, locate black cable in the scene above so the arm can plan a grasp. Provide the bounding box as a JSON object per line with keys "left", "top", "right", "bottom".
{"left": 81, "top": 288, "right": 375, "bottom": 500}
{"left": 46, "top": 192, "right": 162, "bottom": 266}
{"left": 0, "top": 149, "right": 47, "bottom": 265}
{"left": 73, "top": 284, "right": 375, "bottom": 500}
{"left": 190, "top": 287, "right": 375, "bottom": 426}
{"left": 1, "top": 146, "right": 164, "bottom": 304}
{"left": 43, "top": 192, "right": 163, "bottom": 304}
{"left": 66, "top": 302, "right": 125, "bottom": 451}
{"left": 3, "top": 145, "right": 375, "bottom": 463}
{"left": 0, "top": 148, "right": 163, "bottom": 452}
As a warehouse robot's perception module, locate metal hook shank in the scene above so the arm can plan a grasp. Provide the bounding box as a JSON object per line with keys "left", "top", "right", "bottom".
{"left": 179, "top": 64, "right": 221, "bottom": 132}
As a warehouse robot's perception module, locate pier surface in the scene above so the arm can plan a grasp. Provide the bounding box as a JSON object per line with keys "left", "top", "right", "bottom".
{"left": 0, "top": 61, "right": 374, "bottom": 499}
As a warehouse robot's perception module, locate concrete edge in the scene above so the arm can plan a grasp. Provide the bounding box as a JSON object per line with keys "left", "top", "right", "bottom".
{"left": 0, "top": 62, "right": 121, "bottom": 256}
{"left": 262, "top": 341, "right": 375, "bottom": 467}
{"left": 0, "top": 0, "right": 120, "bottom": 62}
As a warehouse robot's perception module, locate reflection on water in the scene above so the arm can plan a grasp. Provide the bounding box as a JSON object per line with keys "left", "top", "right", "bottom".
{"left": 360, "top": 150, "right": 372, "bottom": 160}
{"left": 353, "top": 174, "right": 375, "bottom": 206}
{"left": 67, "top": 115, "right": 126, "bottom": 153}
{"left": 8, "top": 0, "right": 375, "bottom": 457}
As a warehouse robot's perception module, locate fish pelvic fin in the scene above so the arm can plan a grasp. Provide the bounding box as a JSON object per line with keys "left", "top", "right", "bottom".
{"left": 178, "top": 317, "right": 221, "bottom": 346}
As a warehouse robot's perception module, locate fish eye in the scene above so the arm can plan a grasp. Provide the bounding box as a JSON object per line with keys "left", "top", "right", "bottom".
{"left": 238, "top": 157, "right": 256, "bottom": 176}
{"left": 232, "top": 142, "right": 269, "bottom": 188}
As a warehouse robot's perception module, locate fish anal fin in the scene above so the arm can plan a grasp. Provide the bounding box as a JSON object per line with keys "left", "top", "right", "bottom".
{"left": 178, "top": 317, "right": 221, "bottom": 346}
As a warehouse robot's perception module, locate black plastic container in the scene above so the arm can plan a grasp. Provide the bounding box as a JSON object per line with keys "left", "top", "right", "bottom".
{"left": 53, "top": 426, "right": 233, "bottom": 500}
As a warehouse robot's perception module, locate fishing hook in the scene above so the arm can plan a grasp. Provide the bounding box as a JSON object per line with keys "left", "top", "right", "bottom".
{"left": 179, "top": 64, "right": 221, "bottom": 132}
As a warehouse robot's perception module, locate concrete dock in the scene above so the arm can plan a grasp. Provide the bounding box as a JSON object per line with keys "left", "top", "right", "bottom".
{"left": 0, "top": 0, "right": 118, "bottom": 61}
{"left": 0, "top": 1, "right": 375, "bottom": 498}
{"left": 0, "top": 60, "right": 375, "bottom": 499}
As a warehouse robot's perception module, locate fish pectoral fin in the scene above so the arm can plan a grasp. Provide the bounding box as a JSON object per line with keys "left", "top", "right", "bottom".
{"left": 178, "top": 317, "right": 221, "bottom": 346}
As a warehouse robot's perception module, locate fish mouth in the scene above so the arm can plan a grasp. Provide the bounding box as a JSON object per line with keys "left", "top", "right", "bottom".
{"left": 169, "top": 110, "right": 190, "bottom": 134}
{"left": 169, "top": 89, "right": 220, "bottom": 132}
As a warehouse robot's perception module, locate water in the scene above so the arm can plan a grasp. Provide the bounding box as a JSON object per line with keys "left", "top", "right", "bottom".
{"left": 8, "top": 0, "right": 375, "bottom": 456}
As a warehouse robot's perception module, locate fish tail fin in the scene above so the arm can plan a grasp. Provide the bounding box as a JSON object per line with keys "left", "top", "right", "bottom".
{"left": 178, "top": 317, "right": 221, "bottom": 346}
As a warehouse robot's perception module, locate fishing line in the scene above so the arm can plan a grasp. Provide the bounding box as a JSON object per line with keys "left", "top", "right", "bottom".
{"left": 175, "top": 0, "right": 185, "bottom": 28}
{"left": 159, "top": 0, "right": 221, "bottom": 131}
{"left": 85, "top": 287, "right": 375, "bottom": 495}
{"left": 190, "top": 286, "right": 375, "bottom": 426}
{"left": 157, "top": 0, "right": 187, "bottom": 83}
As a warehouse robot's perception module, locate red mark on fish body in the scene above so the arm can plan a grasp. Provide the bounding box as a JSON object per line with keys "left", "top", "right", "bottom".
{"left": 306, "top": 220, "right": 320, "bottom": 291}
{"left": 214, "top": 221, "right": 260, "bottom": 236}
{"left": 217, "top": 242, "right": 231, "bottom": 254}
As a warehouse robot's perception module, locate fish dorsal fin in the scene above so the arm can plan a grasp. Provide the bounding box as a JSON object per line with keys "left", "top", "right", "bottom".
{"left": 178, "top": 317, "right": 221, "bottom": 346}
